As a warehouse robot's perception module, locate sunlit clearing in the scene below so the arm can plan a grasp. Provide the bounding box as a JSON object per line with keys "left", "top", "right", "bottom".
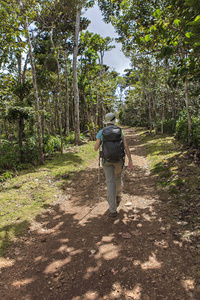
{"left": 101, "top": 235, "right": 114, "bottom": 242}
{"left": 54, "top": 246, "right": 83, "bottom": 255}
{"left": 95, "top": 243, "right": 120, "bottom": 260}
{"left": 133, "top": 260, "right": 141, "bottom": 266}
{"left": 44, "top": 257, "right": 71, "bottom": 273}
{"left": 141, "top": 252, "right": 162, "bottom": 270}
{"left": 181, "top": 278, "right": 195, "bottom": 291}
{"left": 76, "top": 290, "right": 99, "bottom": 300}
{"left": 34, "top": 255, "right": 43, "bottom": 262}
{"left": 56, "top": 244, "right": 69, "bottom": 253}
{"left": 83, "top": 265, "right": 99, "bottom": 280}
{"left": 126, "top": 283, "right": 142, "bottom": 300}
{"left": 59, "top": 238, "right": 69, "bottom": 243}
{"left": 0, "top": 258, "right": 15, "bottom": 268}
{"left": 12, "top": 278, "right": 34, "bottom": 287}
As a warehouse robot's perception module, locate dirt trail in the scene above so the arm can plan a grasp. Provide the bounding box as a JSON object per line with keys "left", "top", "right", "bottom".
{"left": 0, "top": 128, "right": 199, "bottom": 300}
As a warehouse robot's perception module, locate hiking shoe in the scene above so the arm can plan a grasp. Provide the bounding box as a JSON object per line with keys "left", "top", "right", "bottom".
{"left": 116, "top": 196, "right": 121, "bottom": 207}
{"left": 110, "top": 212, "right": 117, "bottom": 218}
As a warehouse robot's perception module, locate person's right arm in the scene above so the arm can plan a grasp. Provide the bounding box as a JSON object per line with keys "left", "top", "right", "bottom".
{"left": 94, "top": 139, "right": 101, "bottom": 151}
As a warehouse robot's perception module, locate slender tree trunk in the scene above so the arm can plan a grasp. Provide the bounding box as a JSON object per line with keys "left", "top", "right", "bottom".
{"left": 73, "top": 5, "right": 82, "bottom": 145}
{"left": 64, "top": 51, "right": 70, "bottom": 137}
{"left": 53, "top": 91, "right": 59, "bottom": 130}
{"left": 148, "top": 93, "right": 152, "bottom": 132}
{"left": 40, "top": 91, "right": 44, "bottom": 141}
{"left": 16, "top": 50, "right": 24, "bottom": 158}
{"left": 171, "top": 90, "right": 176, "bottom": 119}
{"left": 56, "top": 55, "right": 63, "bottom": 154}
{"left": 24, "top": 16, "right": 44, "bottom": 164}
{"left": 0, "top": 123, "right": 1, "bottom": 150}
{"left": 50, "top": 32, "right": 63, "bottom": 153}
{"left": 181, "top": 47, "right": 192, "bottom": 144}
{"left": 161, "top": 88, "right": 165, "bottom": 135}
{"left": 49, "top": 96, "right": 56, "bottom": 136}
{"left": 18, "top": 117, "right": 23, "bottom": 149}
{"left": 95, "top": 91, "right": 99, "bottom": 128}
{"left": 184, "top": 76, "right": 192, "bottom": 144}
{"left": 161, "top": 101, "right": 164, "bottom": 135}
{"left": 152, "top": 92, "right": 157, "bottom": 134}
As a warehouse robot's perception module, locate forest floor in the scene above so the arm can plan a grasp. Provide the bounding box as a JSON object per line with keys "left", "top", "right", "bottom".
{"left": 0, "top": 127, "right": 199, "bottom": 300}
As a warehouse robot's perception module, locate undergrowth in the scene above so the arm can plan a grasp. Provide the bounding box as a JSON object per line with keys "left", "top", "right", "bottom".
{"left": 0, "top": 142, "right": 96, "bottom": 256}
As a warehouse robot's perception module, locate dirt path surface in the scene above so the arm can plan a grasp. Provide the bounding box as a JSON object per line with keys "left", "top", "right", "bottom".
{"left": 0, "top": 128, "right": 199, "bottom": 300}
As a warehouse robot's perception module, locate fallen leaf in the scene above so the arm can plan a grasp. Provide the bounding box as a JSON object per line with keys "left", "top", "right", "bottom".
{"left": 111, "top": 268, "right": 118, "bottom": 275}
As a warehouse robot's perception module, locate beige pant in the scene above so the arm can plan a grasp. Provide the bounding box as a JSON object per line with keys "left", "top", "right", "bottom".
{"left": 103, "top": 160, "right": 123, "bottom": 213}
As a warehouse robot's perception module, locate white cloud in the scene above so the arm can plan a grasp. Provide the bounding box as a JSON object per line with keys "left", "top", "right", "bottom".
{"left": 83, "top": 3, "right": 130, "bottom": 75}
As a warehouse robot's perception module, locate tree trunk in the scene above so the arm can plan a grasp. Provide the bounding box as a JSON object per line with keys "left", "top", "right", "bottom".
{"left": 56, "top": 55, "right": 64, "bottom": 154}
{"left": 24, "top": 16, "right": 44, "bottom": 164}
{"left": 184, "top": 76, "right": 192, "bottom": 144}
{"left": 40, "top": 91, "right": 44, "bottom": 141}
{"left": 73, "top": 5, "right": 82, "bottom": 145}
{"left": 16, "top": 48, "right": 24, "bottom": 159}
{"left": 161, "top": 101, "right": 164, "bottom": 135}
{"left": 161, "top": 87, "right": 165, "bottom": 135}
{"left": 0, "top": 123, "right": 1, "bottom": 150}
{"left": 152, "top": 92, "right": 157, "bottom": 134}
{"left": 18, "top": 117, "right": 24, "bottom": 149}
{"left": 148, "top": 93, "right": 152, "bottom": 132}
{"left": 95, "top": 91, "right": 99, "bottom": 128}
{"left": 49, "top": 96, "right": 56, "bottom": 136}
{"left": 64, "top": 51, "right": 70, "bottom": 137}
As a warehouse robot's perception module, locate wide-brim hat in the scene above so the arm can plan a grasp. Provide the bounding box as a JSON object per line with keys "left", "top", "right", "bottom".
{"left": 103, "top": 113, "right": 118, "bottom": 125}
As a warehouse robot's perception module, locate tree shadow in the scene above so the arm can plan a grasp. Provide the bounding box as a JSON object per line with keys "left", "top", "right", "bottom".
{"left": 0, "top": 179, "right": 198, "bottom": 299}
{"left": 0, "top": 220, "right": 30, "bottom": 257}
{"left": 0, "top": 129, "right": 198, "bottom": 299}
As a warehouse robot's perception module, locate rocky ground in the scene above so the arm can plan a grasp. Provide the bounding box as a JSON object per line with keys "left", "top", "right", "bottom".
{"left": 0, "top": 127, "right": 199, "bottom": 300}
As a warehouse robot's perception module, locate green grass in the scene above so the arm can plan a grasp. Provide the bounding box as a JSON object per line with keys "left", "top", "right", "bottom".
{"left": 0, "top": 142, "right": 97, "bottom": 256}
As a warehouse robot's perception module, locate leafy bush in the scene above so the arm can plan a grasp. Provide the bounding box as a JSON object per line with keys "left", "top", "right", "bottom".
{"left": 157, "top": 118, "right": 177, "bottom": 134}
{"left": 175, "top": 109, "right": 200, "bottom": 147}
{"left": 191, "top": 116, "right": 200, "bottom": 147}
{"left": 43, "top": 135, "right": 61, "bottom": 154}
{"left": 0, "top": 141, "right": 19, "bottom": 170}
{"left": 0, "top": 171, "right": 14, "bottom": 182}
{"left": 22, "top": 136, "right": 40, "bottom": 163}
{"left": 65, "top": 132, "right": 75, "bottom": 145}
{"left": 0, "top": 137, "right": 40, "bottom": 173}
{"left": 175, "top": 110, "right": 188, "bottom": 142}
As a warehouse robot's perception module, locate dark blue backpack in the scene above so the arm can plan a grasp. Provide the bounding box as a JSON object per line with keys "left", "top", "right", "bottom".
{"left": 101, "top": 125, "right": 125, "bottom": 162}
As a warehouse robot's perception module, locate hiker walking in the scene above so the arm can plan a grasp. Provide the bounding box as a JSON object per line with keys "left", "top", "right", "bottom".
{"left": 94, "top": 113, "right": 133, "bottom": 217}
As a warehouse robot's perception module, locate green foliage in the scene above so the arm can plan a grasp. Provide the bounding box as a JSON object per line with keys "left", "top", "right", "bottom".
{"left": 65, "top": 132, "right": 76, "bottom": 145}
{"left": 157, "top": 118, "right": 177, "bottom": 134}
{"left": 43, "top": 135, "right": 61, "bottom": 154}
{"left": 65, "top": 132, "right": 86, "bottom": 145}
{"left": 0, "top": 141, "right": 19, "bottom": 171}
{"left": 190, "top": 116, "right": 200, "bottom": 147}
{"left": 0, "top": 137, "right": 40, "bottom": 173}
{"left": 176, "top": 110, "right": 200, "bottom": 147}
{"left": 0, "top": 171, "right": 14, "bottom": 182}
{"left": 175, "top": 110, "right": 189, "bottom": 143}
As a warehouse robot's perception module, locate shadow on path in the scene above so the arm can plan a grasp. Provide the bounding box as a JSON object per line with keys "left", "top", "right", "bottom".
{"left": 0, "top": 128, "right": 198, "bottom": 300}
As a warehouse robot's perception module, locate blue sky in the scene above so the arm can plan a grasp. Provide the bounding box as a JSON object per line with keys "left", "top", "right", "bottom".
{"left": 83, "top": 3, "right": 131, "bottom": 75}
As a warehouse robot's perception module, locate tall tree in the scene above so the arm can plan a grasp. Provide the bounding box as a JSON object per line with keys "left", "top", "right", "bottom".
{"left": 22, "top": 0, "right": 44, "bottom": 163}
